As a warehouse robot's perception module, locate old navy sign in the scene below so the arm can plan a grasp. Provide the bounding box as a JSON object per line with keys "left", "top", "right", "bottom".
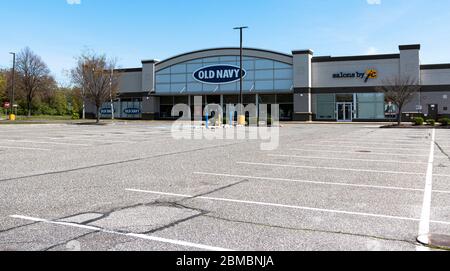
{"left": 193, "top": 64, "right": 246, "bottom": 84}
{"left": 124, "top": 108, "right": 141, "bottom": 115}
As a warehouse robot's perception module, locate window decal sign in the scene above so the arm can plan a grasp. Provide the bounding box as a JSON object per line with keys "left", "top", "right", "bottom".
{"left": 123, "top": 108, "right": 141, "bottom": 115}
{"left": 100, "top": 108, "right": 112, "bottom": 114}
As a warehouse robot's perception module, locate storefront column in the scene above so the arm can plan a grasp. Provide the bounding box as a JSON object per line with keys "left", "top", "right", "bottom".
{"left": 255, "top": 94, "right": 259, "bottom": 119}
{"left": 118, "top": 98, "right": 121, "bottom": 119}
{"left": 292, "top": 50, "right": 313, "bottom": 121}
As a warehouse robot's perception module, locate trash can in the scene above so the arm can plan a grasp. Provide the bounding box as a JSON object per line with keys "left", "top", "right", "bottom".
{"left": 9, "top": 114, "right": 16, "bottom": 121}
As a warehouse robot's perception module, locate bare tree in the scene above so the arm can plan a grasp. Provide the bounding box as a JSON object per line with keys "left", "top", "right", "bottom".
{"left": 377, "top": 76, "right": 420, "bottom": 126}
{"left": 71, "top": 52, "right": 119, "bottom": 123}
{"left": 16, "top": 47, "right": 52, "bottom": 116}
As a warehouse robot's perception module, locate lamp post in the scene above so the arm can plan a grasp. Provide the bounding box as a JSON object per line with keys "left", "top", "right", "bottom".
{"left": 9, "top": 52, "right": 16, "bottom": 116}
{"left": 81, "top": 64, "right": 87, "bottom": 120}
{"left": 233, "top": 26, "right": 248, "bottom": 125}
{"left": 109, "top": 68, "right": 114, "bottom": 120}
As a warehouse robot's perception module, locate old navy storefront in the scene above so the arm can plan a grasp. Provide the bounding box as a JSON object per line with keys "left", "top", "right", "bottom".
{"left": 98, "top": 45, "right": 450, "bottom": 122}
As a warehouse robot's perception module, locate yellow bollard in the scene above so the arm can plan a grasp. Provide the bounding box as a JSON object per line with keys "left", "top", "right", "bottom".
{"left": 238, "top": 115, "right": 246, "bottom": 125}
{"left": 9, "top": 114, "right": 16, "bottom": 121}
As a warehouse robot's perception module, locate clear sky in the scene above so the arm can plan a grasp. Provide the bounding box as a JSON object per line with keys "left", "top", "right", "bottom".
{"left": 1, "top": 0, "right": 450, "bottom": 85}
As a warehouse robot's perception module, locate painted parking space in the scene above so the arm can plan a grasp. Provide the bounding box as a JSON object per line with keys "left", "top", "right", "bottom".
{"left": 0, "top": 123, "right": 449, "bottom": 251}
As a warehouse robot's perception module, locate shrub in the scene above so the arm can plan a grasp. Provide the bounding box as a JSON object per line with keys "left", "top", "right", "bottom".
{"left": 438, "top": 117, "right": 450, "bottom": 126}
{"left": 413, "top": 117, "right": 424, "bottom": 126}
{"left": 426, "top": 119, "right": 436, "bottom": 126}
{"left": 37, "top": 104, "right": 57, "bottom": 116}
{"left": 71, "top": 112, "right": 80, "bottom": 120}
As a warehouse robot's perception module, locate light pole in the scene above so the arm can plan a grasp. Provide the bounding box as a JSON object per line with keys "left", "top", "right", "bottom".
{"left": 81, "top": 64, "right": 87, "bottom": 120}
{"left": 109, "top": 68, "right": 114, "bottom": 120}
{"left": 9, "top": 52, "right": 16, "bottom": 116}
{"left": 233, "top": 26, "right": 248, "bottom": 125}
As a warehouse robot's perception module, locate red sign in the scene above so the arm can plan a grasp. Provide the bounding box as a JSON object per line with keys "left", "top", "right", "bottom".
{"left": 3, "top": 102, "right": 10, "bottom": 109}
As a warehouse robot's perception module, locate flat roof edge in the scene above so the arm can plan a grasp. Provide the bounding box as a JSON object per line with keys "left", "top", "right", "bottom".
{"left": 312, "top": 54, "right": 400, "bottom": 63}
{"left": 421, "top": 64, "right": 450, "bottom": 70}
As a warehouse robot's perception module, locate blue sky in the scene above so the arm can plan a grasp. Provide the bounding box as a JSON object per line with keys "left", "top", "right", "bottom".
{"left": 1, "top": 0, "right": 450, "bottom": 85}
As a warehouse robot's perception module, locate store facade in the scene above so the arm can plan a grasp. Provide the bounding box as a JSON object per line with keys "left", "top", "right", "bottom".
{"left": 96, "top": 44, "right": 450, "bottom": 121}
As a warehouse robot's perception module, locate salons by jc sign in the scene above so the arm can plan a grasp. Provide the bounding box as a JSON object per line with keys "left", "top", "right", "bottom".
{"left": 332, "top": 69, "right": 378, "bottom": 83}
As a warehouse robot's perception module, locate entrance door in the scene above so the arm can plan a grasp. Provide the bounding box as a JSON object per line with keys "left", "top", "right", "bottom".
{"left": 428, "top": 104, "right": 438, "bottom": 120}
{"left": 337, "top": 102, "right": 353, "bottom": 122}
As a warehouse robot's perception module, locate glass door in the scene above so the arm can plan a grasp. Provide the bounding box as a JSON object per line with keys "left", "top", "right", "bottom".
{"left": 337, "top": 102, "right": 353, "bottom": 122}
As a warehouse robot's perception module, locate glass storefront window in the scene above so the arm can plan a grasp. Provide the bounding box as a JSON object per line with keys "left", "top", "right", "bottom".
{"left": 255, "top": 70, "right": 274, "bottom": 80}
{"left": 220, "top": 83, "right": 238, "bottom": 91}
{"left": 243, "top": 95, "right": 255, "bottom": 104}
{"left": 255, "top": 59, "right": 274, "bottom": 70}
{"left": 171, "top": 83, "right": 186, "bottom": 93}
{"left": 277, "top": 94, "right": 293, "bottom": 104}
{"left": 280, "top": 104, "right": 293, "bottom": 120}
{"left": 224, "top": 95, "right": 239, "bottom": 104}
{"left": 206, "top": 95, "right": 221, "bottom": 104}
{"left": 274, "top": 62, "right": 292, "bottom": 69}
{"left": 187, "top": 83, "right": 202, "bottom": 92}
{"left": 171, "top": 74, "right": 186, "bottom": 83}
{"left": 202, "top": 57, "right": 220, "bottom": 63}
{"left": 160, "top": 96, "right": 174, "bottom": 105}
{"left": 170, "top": 64, "right": 186, "bottom": 74}
{"left": 274, "top": 80, "right": 292, "bottom": 91}
{"left": 336, "top": 94, "right": 354, "bottom": 103}
{"left": 255, "top": 80, "right": 274, "bottom": 91}
{"left": 356, "top": 93, "right": 385, "bottom": 119}
{"left": 174, "top": 96, "right": 189, "bottom": 104}
{"left": 157, "top": 67, "right": 170, "bottom": 75}
{"left": 258, "top": 94, "right": 276, "bottom": 104}
{"left": 156, "top": 74, "right": 170, "bottom": 83}
{"left": 155, "top": 56, "right": 293, "bottom": 95}
{"left": 219, "top": 56, "right": 237, "bottom": 62}
{"left": 316, "top": 94, "right": 336, "bottom": 120}
{"left": 156, "top": 83, "right": 171, "bottom": 92}
{"left": 274, "top": 69, "right": 293, "bottom": 79}
{"left": 187, "top": 63, "right": 203, "bottom": 73}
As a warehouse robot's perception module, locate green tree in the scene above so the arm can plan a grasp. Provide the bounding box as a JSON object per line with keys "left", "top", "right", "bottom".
{"left": 53, "top": 90, "right": 68, "bottom": 115}
{"left": 0, "top": 73, "right": 6, "bottom": 103}
{"left": 0, "top": 73, "right": 6, "bottom": 119}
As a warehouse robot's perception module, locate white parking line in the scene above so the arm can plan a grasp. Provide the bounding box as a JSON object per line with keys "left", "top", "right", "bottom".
{"left": 316, "top": 140, "right": 428, "bottom": 147}
{"left": 237, "top": 162, "right": 425, "bottom": 176}
{"left": 434, "top": 174, "right": 450, "bottom": 178}
{"left": 417, "top": 129, "right": 436, "bottom": 251}
{"left": 0, "top": 145, "right": 50, "bottom": 151}
{"left": 268, "top": 154, "right": 427, "bottom": 165}
{"left": 194, "top": 172, "right": 450, "bottom": 194}
{"left": 10, "top": 215, "right": 232, "bottom": 251}
{"left": 125, "top": 189, "right": 450, "bottom": 226}
{"left": 4, "top": 139, "right": 91, "bottom": 147}
{"left": 291, "top": 149, "right": 440, "bottom": 158}
{"left": 301, "top": 144, "right": 429, "bottom": 151}
{"left": 42, "top": 136, "right": 131, "bottom": 144}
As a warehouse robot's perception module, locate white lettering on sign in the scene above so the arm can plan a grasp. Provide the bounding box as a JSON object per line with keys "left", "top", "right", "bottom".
{"left": 193, "top": 65, "right": 246, "bottom": 84}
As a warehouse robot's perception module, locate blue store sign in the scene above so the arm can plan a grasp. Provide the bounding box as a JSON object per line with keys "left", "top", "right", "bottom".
{"left": 100, "top": 108, "right": 112, "bottom": 114}
{"left": 193, "top": 65, "right": 246, "bottom": 84}
{"left": 124, "top": 108, "right": 141, "bottom": 115}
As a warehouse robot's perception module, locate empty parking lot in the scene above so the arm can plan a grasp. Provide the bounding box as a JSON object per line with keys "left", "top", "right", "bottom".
{"left": 0, "top": 122, "right": 449, "bottom": 251}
